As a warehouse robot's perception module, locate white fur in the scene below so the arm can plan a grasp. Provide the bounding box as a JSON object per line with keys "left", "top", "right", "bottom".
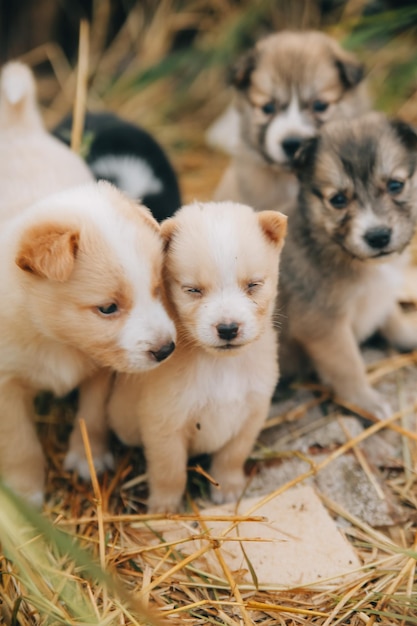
{"left": 341, "top": 203, "right": 412, "bottom": 260}
{"left": 345, "top": 205, "right": 389, "bottom": 258}
{"left": 164, "top": 336, "right": 277, "bottom": 456}
{"left": 205, "top": 104, "right": 240, "bottom": 155}
{"left": 13, "top": 183, "right": 176, "bottom": 373}
{"left": 0, "top": 338, "right": 94, "bottom": 398}
{"left": 0, "top": 182, "right": 175, "bottom": 502}
{"left": 183, "top": 208, "right": 266, "bottom": 347}
{"left": 264, "top": 92, "right": 315, "bottom": 164}
{"left": 2, "top": 69, "right": 31, "bottom": 104}
{"left": 119, "top": 298, "right": 176, "bottom": 371}
{"left": 0, "top": 62, "right": 93, "bottom": 221}
{"left": 111, "top": 329, "right": 276, "bottom": 453}
{"left": 350, "top": 255, "right": 407, "bottom": 342}
{"left": 195, "top": 290, "right": 260, "bottom": 348}
{"left": 108, "top": 201, "right": 287, "bottom": 512}
{"left": 0, "top": 62, "right": 37, "bottom": 108}
{"left": 92, "top": 155, "right": 163, "bottom": 200}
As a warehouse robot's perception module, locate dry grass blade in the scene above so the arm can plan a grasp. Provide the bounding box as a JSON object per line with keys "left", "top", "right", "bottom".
{"left": 0, "top": 485, "right": 162, "bottom": 625}
{"left": 71, "top": 19, "right": 90, "bottom": 153}
{"left": 79, "top": 418, "right": 105, "bottom": 570}
{"left": 189, "top": 499, "right": 253, "bottom": 626}
{"left": 337, "top": 416, "right": 386, "bottom": 500}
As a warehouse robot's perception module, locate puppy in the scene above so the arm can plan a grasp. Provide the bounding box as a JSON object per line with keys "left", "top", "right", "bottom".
{"left": 107, "top": 201, "right": 287, "bottom": 512}
{"left": 0, "top": 61, "right": 93, "bottom": 220}
{"left": 214, "top": 30, "right": 369, "bottom": 211}
{"left": 278, "top": 113, "right": 417, "bottom": 418}
{"left": 53, "top": 112, "right": 181, "bottom": 222}
{"left": 0, "top": 181, "right": 175, "bottom": 505}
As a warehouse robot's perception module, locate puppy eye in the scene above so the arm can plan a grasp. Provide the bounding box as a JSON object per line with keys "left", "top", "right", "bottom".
{"left": 329, "top": 192, "right": 348, "bottom": 209}
{"left": 247, "top": 281, "right": 263, "bottom": 293}
{"left": 387, "top": 179, "right": 405, "bottom": 195}
{"left": 312, "top": 100, "right": 329, "bottom": 113}
{"left": 184, "top": 287, "right": 203, "bottom": 296}
{"left": 261, "top": 101, "right": 276, "bottom": 115}
{"left": 97, "top": 303, "right": 119, "bottom": 316}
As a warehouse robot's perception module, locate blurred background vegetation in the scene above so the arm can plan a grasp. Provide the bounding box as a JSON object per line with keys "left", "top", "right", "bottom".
{"left": 1, "top": 0, "right": 417, "bottom": 200}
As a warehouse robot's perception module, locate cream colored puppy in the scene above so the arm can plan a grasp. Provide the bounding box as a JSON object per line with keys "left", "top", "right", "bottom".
{"left": 0, "top": 61, "right": 93, "bottom": 219}
{"left": 108, "top": 201, "right": 287, "bottom": 513}
{"left": 0, "top": 181, "right": 175, "bottom": 505}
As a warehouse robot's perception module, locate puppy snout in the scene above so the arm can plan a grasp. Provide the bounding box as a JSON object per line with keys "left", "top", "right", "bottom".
{"left": 364, "top": 226, "right": 392, "bottom": 249}
{"left": 282, "top": 136, "right": 303, "bottom": 159}
{"left": 217, "top": 322, "right": 239, "bottom": 341}
{"left": 150, "top": 340, "right": 175, "bottom": 363}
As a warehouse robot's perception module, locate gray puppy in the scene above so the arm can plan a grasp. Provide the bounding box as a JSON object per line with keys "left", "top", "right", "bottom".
{"left": 214, "top": 30, "right": 369, "bottom": 211}
{"left": 278, "top": 112, "right": 417, "bottom": 418}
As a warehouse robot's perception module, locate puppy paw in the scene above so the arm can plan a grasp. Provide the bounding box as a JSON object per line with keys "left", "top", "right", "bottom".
{"left": 348, "top": 387, "right": 392, "bottom": 421}
{"left": 27, "top": 490, "right": 44, "bottom": 509}
{"left": 3, "top": 480, "right": 44, "bottom": 509}
{"left": 64, "top": 449, "right": 114, "bottom": 480}
{"left": 147, "top": 492, "right": 182, "bottom": 514}
{"left": 210, "top": 471, "right": 246, "bottom": 505}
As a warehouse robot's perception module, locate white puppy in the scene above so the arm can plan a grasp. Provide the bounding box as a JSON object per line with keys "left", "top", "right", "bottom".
{"left": 108, "top": 201, "right": 287, "bottom": 512}
{"left": 0, "top": 61, "right": 93, "bottom": 220}
{"left": 0, "top": 181, "right": 175, "bottom": 505}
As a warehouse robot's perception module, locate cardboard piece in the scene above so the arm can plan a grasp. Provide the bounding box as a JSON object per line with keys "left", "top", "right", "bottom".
{"left": 146, "top": 485, "right": 360, "bottom": 588}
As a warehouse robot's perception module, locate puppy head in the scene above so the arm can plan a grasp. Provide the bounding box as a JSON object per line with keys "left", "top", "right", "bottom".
{"left": 15, "top": 182, "right": 176, "bottom": 372}
{"left": 161, "top": 201, "right": 287, "bottom": 354}
{"left": 294, "top": 113, "right": 417, "bottom": 260}
{"left": 230, "top": 30, "right": 368, "bottom": 169}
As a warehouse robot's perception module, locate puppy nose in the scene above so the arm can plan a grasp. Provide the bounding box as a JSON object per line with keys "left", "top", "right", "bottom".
{"left": 217, "top": 322, "right": 239, "bottom": 341}
{"left": 364, "top": 227, "right": 392, "bottom": 249}
{"left": 150, "top": 341, "right": 175, "bottom": 362}
{"left": 282, "top": 136, "right": 303, "bottom": 158}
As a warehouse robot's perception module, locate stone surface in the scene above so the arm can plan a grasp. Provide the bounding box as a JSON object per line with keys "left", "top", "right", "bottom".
{"left": 249, "top": 377, "right": 407, "bottom": 526}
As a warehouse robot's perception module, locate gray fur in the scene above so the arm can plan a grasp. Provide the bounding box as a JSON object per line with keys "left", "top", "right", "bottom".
{"left": 277, "top": 113, "right": 417, "bottom": 419}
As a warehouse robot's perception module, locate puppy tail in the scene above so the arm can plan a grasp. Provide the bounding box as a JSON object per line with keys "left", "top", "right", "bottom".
{"left": 0, "top": 61, "right": 44, "bottom": 130}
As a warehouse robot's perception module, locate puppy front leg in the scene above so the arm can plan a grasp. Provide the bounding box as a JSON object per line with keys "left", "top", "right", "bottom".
{"left": 64, "top": 368, "right": 114, "bottom": 479}
{"left": 0, "top": 378, "right": 44, "bottom": 506}
{"left": 300, "top": 321, "right": 391, "bottom": 419}
{"left": 210, "top": 396, "right": 270, "bottom": 504}
{"left": 380, "top": 303, "right": 417, "bottom": 351}
{"left": 145, "top": 434, "right": 188, "bottom": 513}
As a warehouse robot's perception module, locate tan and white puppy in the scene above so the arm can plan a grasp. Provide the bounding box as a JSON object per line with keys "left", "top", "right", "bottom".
{"left": 214, "top": 30, "right": 369, "bottom": 211}
{"left": 0, "top": 61, "right": 93, "bottom": 219}
{"left": 278, "top": 113, "right": 417, "bottom": 418}
{"left": 0, "top": 181, "right": 175, "bottom": 505}
{"left": 108, "top": 201, "right": 287, "bottom": 513}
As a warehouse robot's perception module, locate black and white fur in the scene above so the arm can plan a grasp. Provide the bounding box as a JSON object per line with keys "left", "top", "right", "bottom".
{"left": 53, "top": 112, "right": 181, "bottom": 222}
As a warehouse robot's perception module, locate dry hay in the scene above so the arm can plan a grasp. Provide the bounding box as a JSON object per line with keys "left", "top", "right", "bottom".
{"left": 1, "top": 1, "right": 417, "bottom": 624}
{"left": 1, "top": 350, "right": 417, "bottom": 625}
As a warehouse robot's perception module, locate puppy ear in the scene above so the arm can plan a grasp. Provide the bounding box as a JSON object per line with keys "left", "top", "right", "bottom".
{"left": 333, "top": 49, "right": 365, "bottom": 89}
{"left": 229, "top": 49, "right": 258, "bottom": 90}
{"left": 160, "top": 218, "right": 178, "bottom": 252}
{"left": 390, "top": 119, "right": 417, "bottom": 151}
{"left": 16, "top": 223, "right": 79, "bottom": 282}
{"left": 292, "top": 137, "right": 319, "bottom": 177}
{"left": 258, "top": 211, "right": 287, "bottom": 248}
